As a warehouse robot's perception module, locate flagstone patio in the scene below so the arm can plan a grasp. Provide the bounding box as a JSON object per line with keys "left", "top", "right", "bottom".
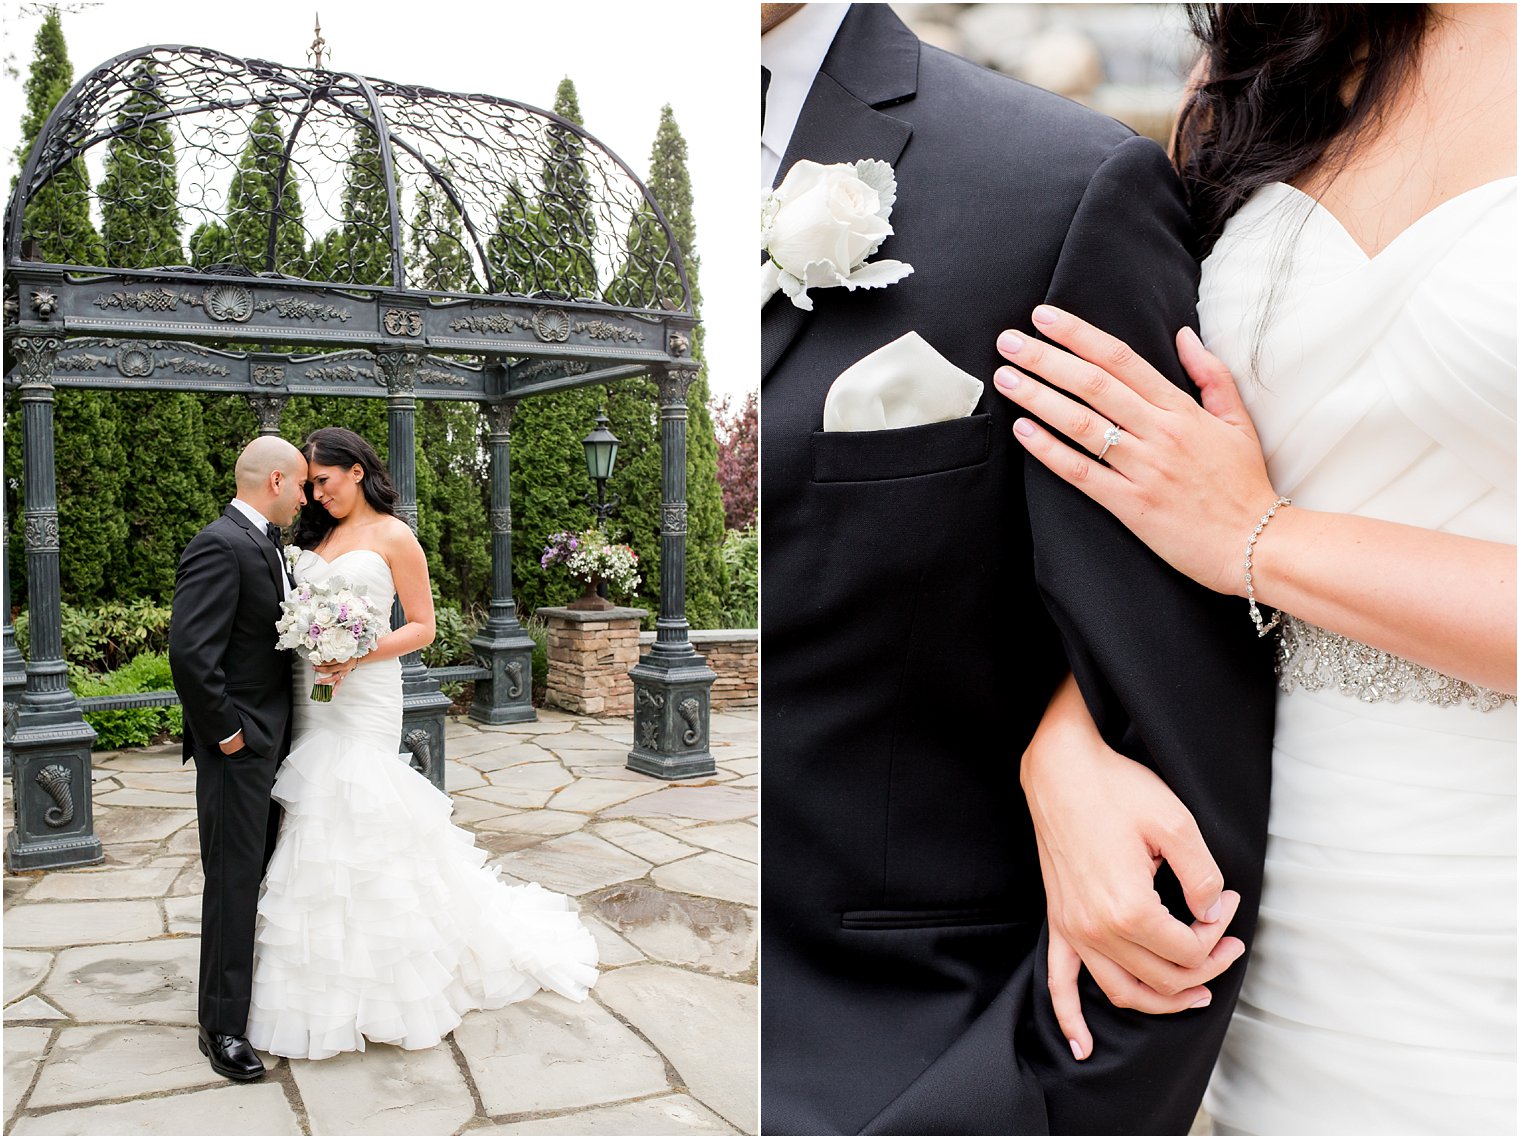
{"left": 3, "top": 708, "right": 757, "bottom": 1136}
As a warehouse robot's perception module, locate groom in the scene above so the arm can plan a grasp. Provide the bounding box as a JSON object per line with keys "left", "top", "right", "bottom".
{"left": 169, "top": 436, "right": 305, "bottom": 1081}
{"left": 761, "top": 5, "right": 1276, "bottom": 1134}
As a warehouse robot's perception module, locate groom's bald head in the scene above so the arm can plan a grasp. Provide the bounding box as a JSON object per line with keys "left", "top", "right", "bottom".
{"left": 235, "top": 437, "right": 307, "bottom": 525}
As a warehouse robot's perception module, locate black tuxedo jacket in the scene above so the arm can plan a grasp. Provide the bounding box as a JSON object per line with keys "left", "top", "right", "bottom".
{"left": 169, "top": 505, "right": 292, "bottom": 763}
{"left": 760, "top": 7, "right": 1276, "bottom": 1134}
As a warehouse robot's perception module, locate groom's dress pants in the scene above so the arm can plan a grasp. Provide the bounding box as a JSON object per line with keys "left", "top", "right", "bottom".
{"left": 194, "top": 747, "right": 282, "bottom": 1035}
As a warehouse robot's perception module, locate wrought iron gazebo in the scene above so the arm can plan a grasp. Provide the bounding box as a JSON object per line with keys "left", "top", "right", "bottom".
{"left": 2, "top": 46, "right": 717, "bottom": 871}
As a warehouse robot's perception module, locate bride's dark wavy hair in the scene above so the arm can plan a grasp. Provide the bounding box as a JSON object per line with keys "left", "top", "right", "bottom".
{"left": 292, "top": 427, "right": 400, "bottom": 548}
{"left": 1173, "top": 4, "right": 1432, "bottom": 258}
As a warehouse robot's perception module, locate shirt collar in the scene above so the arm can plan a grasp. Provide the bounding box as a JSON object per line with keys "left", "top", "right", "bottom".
{"left": 229, "top": 498, "right": 274, "bottom": 534}
{"left": 761, "top": 3, "right": 850, "bottom": 188}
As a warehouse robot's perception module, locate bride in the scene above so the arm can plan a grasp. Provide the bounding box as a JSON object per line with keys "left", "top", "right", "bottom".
{"left": 994, "top": 5, "right": 1514, "bottom": 1133}
{"left": 245, "top": 426, "right": 598, "bottom": 1060}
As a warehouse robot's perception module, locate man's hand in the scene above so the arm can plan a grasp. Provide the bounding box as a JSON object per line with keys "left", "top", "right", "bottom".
{"left": 1023, "top": 674, "right": 1246, "bottom": 1060}
{"left": 218, "top": 730, "right": 246, "bottom": 756}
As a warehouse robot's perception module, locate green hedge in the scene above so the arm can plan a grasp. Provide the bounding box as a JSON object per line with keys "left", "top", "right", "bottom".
{"left": 76, "top": 652, "right": 183, "bottom": 750}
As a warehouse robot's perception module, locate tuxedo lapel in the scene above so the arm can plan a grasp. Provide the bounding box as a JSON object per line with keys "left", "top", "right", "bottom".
{"left": 224, "top": 505, "right": 284, "bottom": 599}
{"left": 762, "top": 5, "right": 919, "bottom": 381}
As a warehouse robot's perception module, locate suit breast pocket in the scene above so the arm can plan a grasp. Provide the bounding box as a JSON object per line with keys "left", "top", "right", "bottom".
{"left": 810, "top": 413, "right": 992, "bottom": 483}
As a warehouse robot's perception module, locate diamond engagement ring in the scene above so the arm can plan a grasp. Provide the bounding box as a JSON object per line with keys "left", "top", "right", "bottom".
{"left": 1097, "top": 424, "right": 1122, "bottom": 462}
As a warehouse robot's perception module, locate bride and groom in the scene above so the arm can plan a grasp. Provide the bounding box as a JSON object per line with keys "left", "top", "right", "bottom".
{"left": 762, "top": 3, "right": 1514, "bottom": 1135}
{"left": 169, "top": 427, "right": 597, "bottom": 1080}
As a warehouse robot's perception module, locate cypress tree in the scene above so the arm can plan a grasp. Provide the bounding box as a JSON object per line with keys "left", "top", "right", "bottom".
{"left": 96, "top": 58, "right": 219, "bottom": 599}
{"left": 501, "top": 79, "right": 606, "bottom": 618}
{"left": 603, "top": 105, "right": 727, "bottom": 627}
{"left": 6, "top": 6, "right": 126, "bottom": 607}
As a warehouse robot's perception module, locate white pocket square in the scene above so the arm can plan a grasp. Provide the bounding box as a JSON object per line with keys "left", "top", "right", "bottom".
{"left": 823, "top": 331, "right": 985, "bottom": 432}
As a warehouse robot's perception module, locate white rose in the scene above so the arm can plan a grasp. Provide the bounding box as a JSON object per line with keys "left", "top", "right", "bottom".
{"left": 761, "top": 159, "right": 913, "bottom": 311}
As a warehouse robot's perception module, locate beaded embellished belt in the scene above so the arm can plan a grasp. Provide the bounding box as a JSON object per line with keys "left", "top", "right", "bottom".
{"left": 1277, "top": 614, "right": 1516, "bottom": 712}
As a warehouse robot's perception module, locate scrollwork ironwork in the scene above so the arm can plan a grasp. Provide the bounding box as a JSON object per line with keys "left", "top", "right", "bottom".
{"left": 384, "top": 309, "right": 423, "bottom": 337}
{"left": 490, "top": 507, "right": 511, "bottom": 532}
{"left": 661, "top": 503, "right": 688, "bottom": 535}
{"left": 573, "top": 319, "right": 643, "bottom": 343}
{"left": 246, "top": 393, "right": 287, "bottom": 432}
{"left": 375, "top": 351, "right": 422, "bottom": 394}
{"left": 11, "top": 335, "right": 61, "bottom": 387}
{"left": 252, "top": 365, "right": 286, "bottom": 386}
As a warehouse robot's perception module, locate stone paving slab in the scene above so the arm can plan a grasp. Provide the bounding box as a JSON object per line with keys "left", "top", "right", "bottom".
{"left": 466, "top": 1093, "right": 738, "bottom": 1134}
{"left": 291, "top": 1040, "right": 476, "bottom": 1135}
{"left": 29, "top": 1024, "right": 222, "bottom": 1109}
{"left": 6, "top": 900, "right": 164, "bottom": 948}
{"left": 5, "top": 707, "right": 758, "bottom": 1135}
{"left": 597, "top": 965, "right": 759, "bottom": 1135}
{"left": 10, "top": 1082, "right": 302, "bottom": 1135}
{"left": 454, "top": 992, "right": 670, "bottom": 1117}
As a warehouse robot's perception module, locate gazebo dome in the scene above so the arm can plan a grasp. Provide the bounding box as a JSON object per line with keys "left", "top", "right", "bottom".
{"left": 7, "top": 44, "right": 691, "bottom": 313}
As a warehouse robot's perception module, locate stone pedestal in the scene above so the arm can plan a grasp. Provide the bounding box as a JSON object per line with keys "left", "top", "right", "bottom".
{"left": 537, "top": 606, "right": 648, "bottom": 717}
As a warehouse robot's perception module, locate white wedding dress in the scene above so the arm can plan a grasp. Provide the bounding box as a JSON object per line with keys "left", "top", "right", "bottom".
{"left": 245, "top": 548, "right": 598, "bottom": 1060}
{"left": 1198, "top": 179, "right": 1517, "bottom": 1134}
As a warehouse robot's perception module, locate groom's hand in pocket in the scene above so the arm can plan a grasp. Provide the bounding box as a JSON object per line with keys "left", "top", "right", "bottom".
{"left": 1022, "top": 674, "right": 1246, "bottom": 1060}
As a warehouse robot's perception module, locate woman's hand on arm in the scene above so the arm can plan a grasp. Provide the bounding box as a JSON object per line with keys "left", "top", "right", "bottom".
{"left": 994, "top": 306, "right": 1517, "bottom": 692}
{"left": 1024, "top": 673, "right": 1246, "bottom": 1060}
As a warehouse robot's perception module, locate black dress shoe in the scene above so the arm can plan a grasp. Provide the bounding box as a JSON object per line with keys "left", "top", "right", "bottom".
{"left": 198, "top": 1026, "right": 266, "bottom": 1081}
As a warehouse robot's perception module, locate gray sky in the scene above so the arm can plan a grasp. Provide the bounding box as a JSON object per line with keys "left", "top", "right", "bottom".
{"left": 0, "top": 0, "right": 756, "bottom": 401}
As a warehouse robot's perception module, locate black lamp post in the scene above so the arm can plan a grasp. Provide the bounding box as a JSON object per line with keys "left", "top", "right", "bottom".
{"left": 581, "top": 410, "right": 621, "bottom": 599}
{"left": 581, "top": 410, "right": 621, "bottom": 526}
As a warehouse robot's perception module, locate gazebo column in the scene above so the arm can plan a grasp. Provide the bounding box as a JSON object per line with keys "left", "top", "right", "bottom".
{"left": 6, "top": 334, "right": 102, "bottom": 870}
{"left": 378, "top": 349, "right": 452, "bottom": 793}
{"left": 627, "top": 360, "right": 716, "bottom": 780}
{"left": 469, "top": 400, "right": 536, "bottom": 724}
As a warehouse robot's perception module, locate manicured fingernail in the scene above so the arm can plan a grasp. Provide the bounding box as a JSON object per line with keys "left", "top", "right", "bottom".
{"left": 1069, "top": 1038, "right": 1085, "bottom": 1061}
{"left": 1032, "top": 304, "right": 1059, "bottom": 325}
{"left": 998, "top": 330, "right": 1025, "bottom": 355}
{"left": 994, "top": 366, "right": 1021, "bottom": 392}
{"left": 1190, "top": 993, "right": 1212, "bottom": 1009}
{"left": 1014, "top": 418, "right": 1036, "bottom": 437}
{"left": 1204, "top": 900, "right": 1223, "bottom": 923}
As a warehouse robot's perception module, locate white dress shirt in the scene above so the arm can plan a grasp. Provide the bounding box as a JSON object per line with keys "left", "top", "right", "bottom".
{"left": 762, "top": 3, "right": 850, "bottom": 188}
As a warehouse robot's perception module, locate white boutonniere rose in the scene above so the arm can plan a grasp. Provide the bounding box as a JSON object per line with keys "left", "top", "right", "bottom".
{"left": 761, "top": 158, "right": 914, "bottom": 311}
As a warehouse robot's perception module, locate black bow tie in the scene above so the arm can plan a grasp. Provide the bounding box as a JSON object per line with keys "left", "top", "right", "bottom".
{"left": 761, "top": 65, "right": 771, "bottom": 131}
{"left": 265, "top": 523, "right": 295, "bottom": 587}
{"left": 265, "top": 522, "right": 282, "bottom": 546}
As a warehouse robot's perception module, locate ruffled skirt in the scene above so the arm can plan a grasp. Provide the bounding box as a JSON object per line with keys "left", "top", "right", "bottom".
{"left": 245, "top": 660, "right": 598, "bottom": 1060}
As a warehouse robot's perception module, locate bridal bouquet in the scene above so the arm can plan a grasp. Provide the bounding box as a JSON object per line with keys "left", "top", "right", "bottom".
{"left": 275, "top": 556, "right": 385, "bottom": 702}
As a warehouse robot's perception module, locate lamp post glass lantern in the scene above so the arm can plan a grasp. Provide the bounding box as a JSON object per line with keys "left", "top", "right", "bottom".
{"left": 582, "top": 410, "right": 620, "bottom": 598}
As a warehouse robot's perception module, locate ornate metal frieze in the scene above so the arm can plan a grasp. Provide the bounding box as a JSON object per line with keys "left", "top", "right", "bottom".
{"left": 657, "top": 366, "right": 695, "bottom": 405}
{"left": 36, "top": 764, "right": 74, "bottom": 827}
{"left": 449, "top": 312, "right": 530, "bottom": 336}
{"left": 490, "top": 507, "right": 511, "bottom": 532}
{"left": 417, "top": 367, "right": 465, "bottom": 387}
{"left": 668, "top": 332, "right": 690, "bottom": 356}
{"left": 91, "top": 287, "right": 352, "bottom": 324}
{"left": 304, "top": 364, "right": 373, "bottom": 382}
{"left": 12, "top": 335, "right": 61, "bottom": 387}
{"left": 532, "top": 308, "right": 571, "bottom": 342}
{"left": 198, "top": 284, "right": 254, "bottom": 322}
{"left": 115, "top": 345, "right": 154, "bottom": 377}
{"left": 573, "top": 319, "right": 643, "bottom": 343}
{"left": 30, "top": 290, "right": 58, "bottom": 318}
{"left": 24, "top": 512, "right": 60, "bottom": 553}
{"left": 513, "top": 359, "right": 590, "bottom": 383}
{"left": 661, "top": 503, "right": 688, "bottom": 535}
{"left": 55, "top": 351, "right": 111, "bottom": 372}
{"left": 384, "top": 309, "right": 423, "bottom": 337}
{"left": 252, "top": 364, "right": 286, "bottom": 387}
{"left": 162, "top": 355, "right": 229, "bottom": 377}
